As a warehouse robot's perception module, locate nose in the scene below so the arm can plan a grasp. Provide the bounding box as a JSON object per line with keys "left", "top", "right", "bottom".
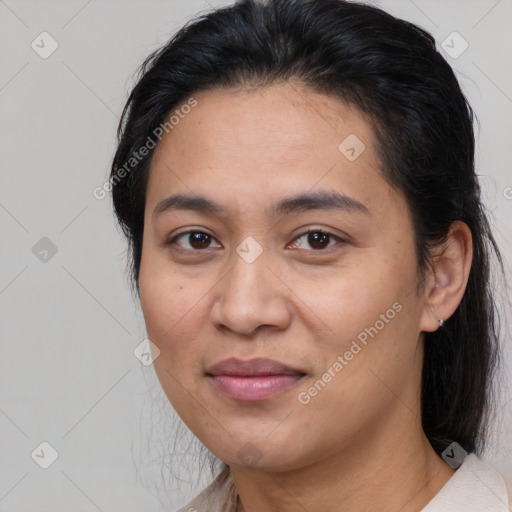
{"left": 210, "top": 246, "right": 292, "bottom": 336}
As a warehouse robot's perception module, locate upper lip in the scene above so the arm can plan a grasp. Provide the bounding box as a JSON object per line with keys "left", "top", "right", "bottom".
{"left": 206, "top": 357, "right": 306, "bottom": 377}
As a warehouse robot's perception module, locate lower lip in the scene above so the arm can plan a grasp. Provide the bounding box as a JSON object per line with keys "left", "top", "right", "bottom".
{"left": 208, "top": 374, "right": 305, "bottom": 401}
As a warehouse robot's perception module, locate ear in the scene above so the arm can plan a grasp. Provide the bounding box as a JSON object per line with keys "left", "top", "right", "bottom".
{"left": 420, "top": 221, "right": 473, "bottom": 332}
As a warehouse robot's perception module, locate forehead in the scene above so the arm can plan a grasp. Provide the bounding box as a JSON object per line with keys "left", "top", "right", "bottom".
{"left": 153, "top": 82, "right": 374, "bottom": 164}
{"left": 146, "top": 82, "right": 403, "bottom": 220}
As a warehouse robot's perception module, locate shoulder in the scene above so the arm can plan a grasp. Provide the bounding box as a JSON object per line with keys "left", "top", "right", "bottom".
{"left": 421, "top": 453, "right": 510, "bottom": 512}
{"left": 174, "top": 468, "right": 237, "bottom": 512}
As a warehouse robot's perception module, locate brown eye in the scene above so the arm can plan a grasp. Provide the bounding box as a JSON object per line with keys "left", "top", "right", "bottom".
{"left": 169, "top": 231, "right": 221, "bottom": 251}
{"left": 188, "top": 232, "right": 211, "bottom": 249}
{"left": 289, "top": 230, "right": 343, "bottom": 251}
{"left": 307, "top": 232, "right": 330, "bottom": 250}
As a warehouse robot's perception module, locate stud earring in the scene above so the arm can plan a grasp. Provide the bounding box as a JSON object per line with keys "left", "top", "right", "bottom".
{"left": 437, "top": 318, "right": 444, "bottom": 328}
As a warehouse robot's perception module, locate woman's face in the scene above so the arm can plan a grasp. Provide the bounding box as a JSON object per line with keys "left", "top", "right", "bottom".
{"left": 139, "top": 82, "right": 432, "bottom": 471}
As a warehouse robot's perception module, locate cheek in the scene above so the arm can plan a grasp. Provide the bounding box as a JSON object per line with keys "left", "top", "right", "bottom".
{"left": 292, "top": 248, "right": 421, "bottom": 401}
{"left": 289, "top": 248, "right": 415, "bottom": 342}
{"left": 139, "top": 267, "right": 211, "bottom": 422}
{"left": 139, "top": 271, "right": 204, "bottom": 351}
{"left": 138, "top": 249, "right": 208, "bottom": 376}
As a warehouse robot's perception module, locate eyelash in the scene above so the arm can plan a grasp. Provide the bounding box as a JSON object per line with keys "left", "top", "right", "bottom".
{"left": 166, "top": 228, "right": 345, "bottom": 254}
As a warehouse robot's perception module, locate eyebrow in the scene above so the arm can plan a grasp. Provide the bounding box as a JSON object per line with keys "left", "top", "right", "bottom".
{"left": 153, "top": 190, "right": 370, "bottom": 218}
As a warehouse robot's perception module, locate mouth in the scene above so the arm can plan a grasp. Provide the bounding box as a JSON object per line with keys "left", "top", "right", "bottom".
{"left": 206, "top": 357, "right": 307, "bottom": 401}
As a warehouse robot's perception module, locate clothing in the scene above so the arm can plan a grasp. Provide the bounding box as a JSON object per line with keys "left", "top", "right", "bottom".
{"left": 175, "top": 453, "right": 510, "bottom": 511}
{"left": 420, "top": 454, "right": 510, "bottom": 512}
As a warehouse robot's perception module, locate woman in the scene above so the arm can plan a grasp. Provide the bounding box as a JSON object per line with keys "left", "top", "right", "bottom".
{"left": 110, "top": 0, "right": 510, "bottom": 510}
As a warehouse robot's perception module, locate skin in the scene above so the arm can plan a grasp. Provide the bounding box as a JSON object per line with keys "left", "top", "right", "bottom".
{"left": 138, "top": 81, "right": 473, "bottom": 512}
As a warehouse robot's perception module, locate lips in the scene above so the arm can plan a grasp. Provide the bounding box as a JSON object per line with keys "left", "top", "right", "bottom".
{"left": 206, "top": 357, "right": 306, "bottom": 376}
{"left": 206, "top": 357, "right": 307, "bottom": 401}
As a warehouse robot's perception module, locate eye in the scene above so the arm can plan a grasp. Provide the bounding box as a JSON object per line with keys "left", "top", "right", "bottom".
{"left": 167, "top": 228, "right": 345, "bottom": 253}
{"left": 168, "top": 230, "right": 221, "bottom": 251}
{"left": 288, "top": 229, "right": 344, "bottom": 252}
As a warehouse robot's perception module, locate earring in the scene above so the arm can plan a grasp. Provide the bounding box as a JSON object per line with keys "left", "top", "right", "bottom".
{"left": 437, "top": 318, "right": 444, "bottom": 328}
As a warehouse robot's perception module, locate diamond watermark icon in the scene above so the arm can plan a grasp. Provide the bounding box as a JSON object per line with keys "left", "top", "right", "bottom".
{"left": 31, "top": 31, "right": 59, "bottom": 59}
{"left": 32, "top": 237, "right": 58, "bottom": 263}
{"left": 338, "top": 134, "right": 366, "bottom": 161}
{"left": 441, "top": 441, "right": 468, "bottom": 469}
{"left": 236, "top": 236, "right": 263, "bottom": 264}
{"left": 31, "top": 441, "right": 59, "bottom": 469}
{"left": 441, "top": 32, "right": 468, "bottom": 59}
{"left": 134, "top": 338, "right": 161, "bottom": 366}
{"left": 236, "top": 442, "right": 263, "bottom": 466}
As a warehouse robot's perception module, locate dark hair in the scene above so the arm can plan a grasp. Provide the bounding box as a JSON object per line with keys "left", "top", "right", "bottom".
{"left": 111, "top": 0, "right": 503, "bottom": 467}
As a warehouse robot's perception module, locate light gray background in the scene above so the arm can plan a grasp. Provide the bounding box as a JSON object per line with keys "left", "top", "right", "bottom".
{"left": 1, "top": 0, "right": 511, "bottom": 510}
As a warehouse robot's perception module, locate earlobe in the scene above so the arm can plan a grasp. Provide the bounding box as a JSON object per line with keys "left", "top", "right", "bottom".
{"left": 420, "top": 221, "right": 473, "bottom": 333}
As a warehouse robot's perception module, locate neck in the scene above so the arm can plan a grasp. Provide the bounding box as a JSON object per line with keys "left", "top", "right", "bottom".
{"left": 232, "top": 410, "right": 455, "bottom": 512}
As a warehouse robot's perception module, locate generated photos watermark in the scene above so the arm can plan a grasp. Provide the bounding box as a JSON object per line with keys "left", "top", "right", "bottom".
{"left": 93, "top": 97, "right": 198, "bottom": 200}
{"left": 297, "top": 301, "right": 403, "bottom": 405}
